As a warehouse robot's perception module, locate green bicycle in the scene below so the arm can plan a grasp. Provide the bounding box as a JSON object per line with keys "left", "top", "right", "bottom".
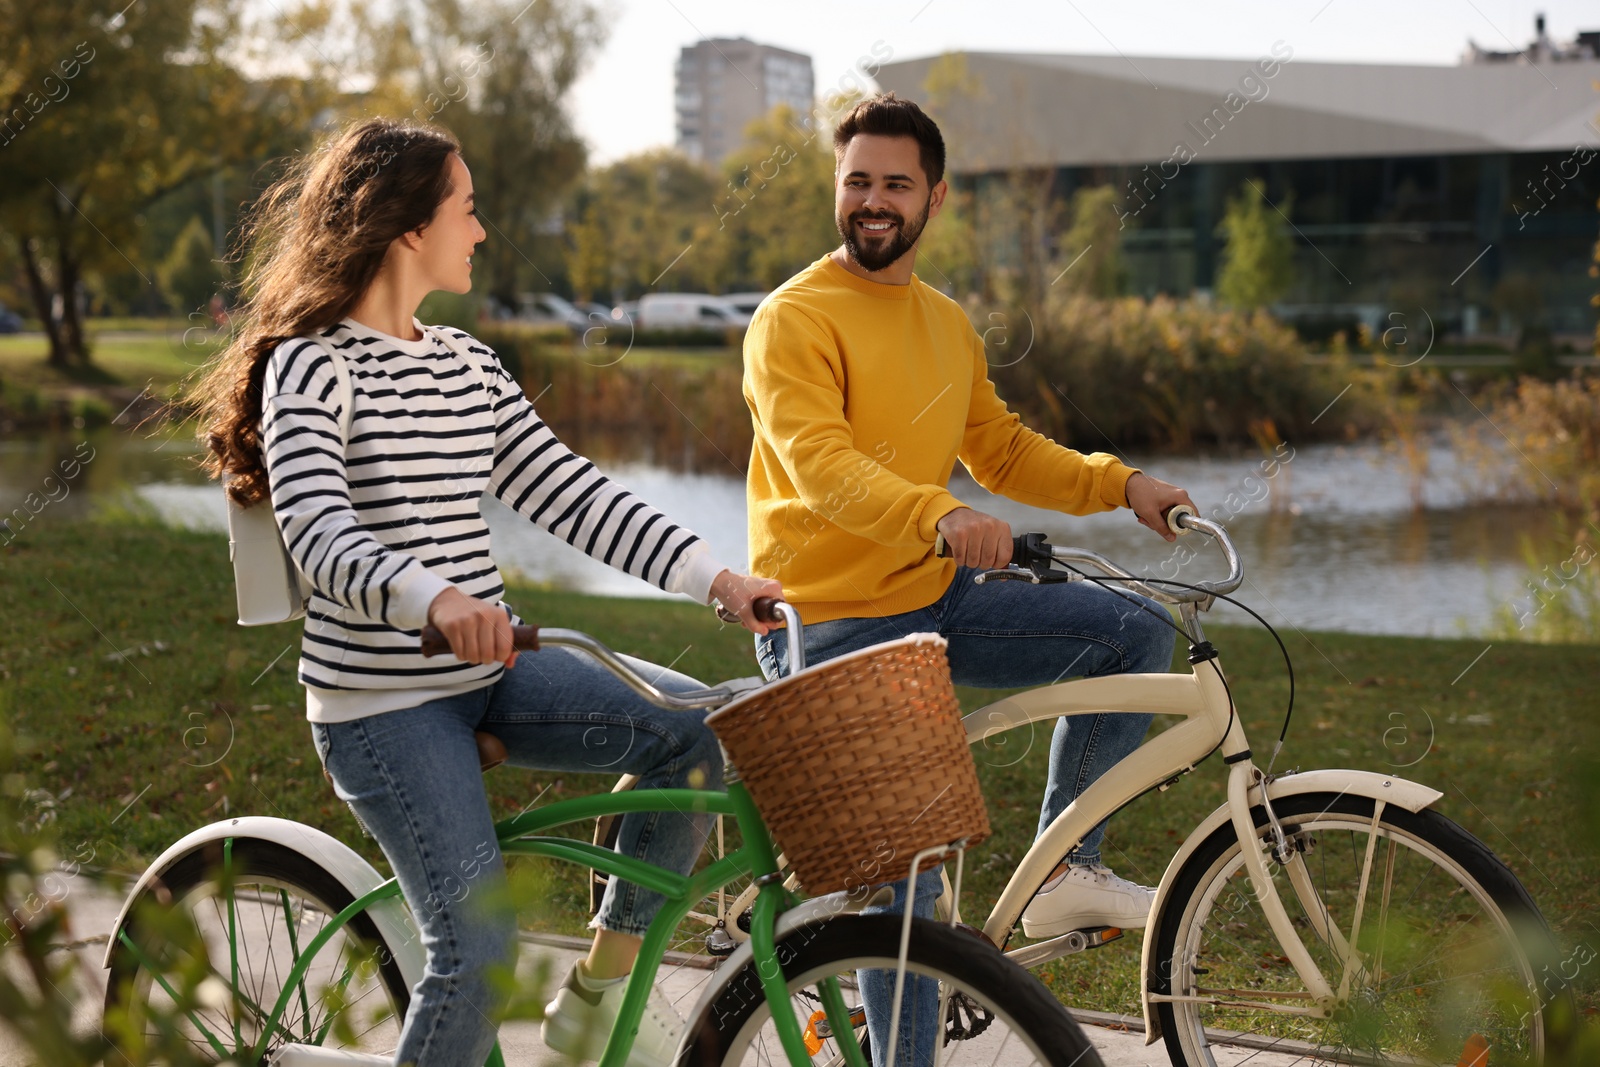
{"left": 100, "top": 601, "right": 1101, "bottom": 1067}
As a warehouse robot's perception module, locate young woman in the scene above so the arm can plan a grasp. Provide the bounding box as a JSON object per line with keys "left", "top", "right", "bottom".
{"left": 195, "top": 117, "right": 780, "bottom": 1067}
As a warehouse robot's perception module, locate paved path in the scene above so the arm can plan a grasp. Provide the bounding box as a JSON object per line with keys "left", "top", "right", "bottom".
{"left": 2, "top": 870, "right": 1303, "bottom": 1067}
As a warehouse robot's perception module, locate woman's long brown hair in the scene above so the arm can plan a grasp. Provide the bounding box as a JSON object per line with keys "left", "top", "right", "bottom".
{"left": 194, "top": 117, "right": 461, "bottom": 506}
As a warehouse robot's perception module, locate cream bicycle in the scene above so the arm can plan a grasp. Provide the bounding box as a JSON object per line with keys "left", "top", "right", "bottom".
{"left": 654, "top": 509, "right": 1572, "bottom": 1066}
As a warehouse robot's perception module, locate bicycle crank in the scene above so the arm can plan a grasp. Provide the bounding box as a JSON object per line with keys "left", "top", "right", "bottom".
{"left": 1005, "top": 925, "right": 1124, "bottom": 970}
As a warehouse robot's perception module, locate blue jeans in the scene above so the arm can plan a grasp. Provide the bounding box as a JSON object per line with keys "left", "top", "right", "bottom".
{"left": 755, "top": 568, "right": 1174, "bottom": 1067}
{"left": 311, "top": 648, "right": 721, "bottom": 1067}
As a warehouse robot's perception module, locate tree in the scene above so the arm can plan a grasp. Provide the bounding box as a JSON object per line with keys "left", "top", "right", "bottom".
{"left": 158, "top": 215, "right": 219, "bottom": 314}
{"left": 342, "top": 0, "right": 602, "bottom": 307}
{"left": 567, "top": 151, "right": 719, "bottom": 299}
{"left": 0, "top": 0, "right": 325, "bottom": 367}
{"left": 915, "top": 179, "right": 980, "bottom": 298}
{"left": 0, "top": 0, "right": 603, "bottom": 364}
{"left": 711, "top": 106, "right": 837, "bottom": 291}
{"left": 1215, "top": 182, "right": 1295, "bottom": 310}
{"left": 1052, "top": 185, "right": 1126, "bottom": 300}
{"left": 567, "top": 198, "right": 613, "bottom": 304}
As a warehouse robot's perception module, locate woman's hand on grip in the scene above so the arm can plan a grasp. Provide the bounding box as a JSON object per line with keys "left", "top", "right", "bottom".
{"left": 426, "top": 586, "right": 518, "bottom": 667}
{"left": 710, "top": 571, "right": 785, "bottom": 635}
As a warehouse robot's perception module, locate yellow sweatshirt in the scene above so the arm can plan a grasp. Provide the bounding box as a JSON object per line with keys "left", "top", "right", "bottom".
{"left": 744, "top": 255, "right": 1139, "bottom": 624}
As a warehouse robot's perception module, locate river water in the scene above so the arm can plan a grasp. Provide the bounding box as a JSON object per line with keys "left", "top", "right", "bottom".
{"left": 0, "top": 427, "right": 1562, "bottom": 639}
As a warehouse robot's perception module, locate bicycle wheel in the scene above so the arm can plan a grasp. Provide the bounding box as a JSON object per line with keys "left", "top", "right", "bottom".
{"left": 104, "top": 838, "right": 409, "bottom": 1062}
{"left": 681, "top": 913, "right": 1102, "bottom": 1067}
{"left": 1151, "top": 791, "right": 1569, "bottom": 1066}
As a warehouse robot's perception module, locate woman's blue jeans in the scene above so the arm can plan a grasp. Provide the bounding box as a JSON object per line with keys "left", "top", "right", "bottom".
{"left": 310, "top": 647, "right": 720, "bottom": 1067}
{"left": 755, "top": 567, "right": 1174, "bottom": 1067}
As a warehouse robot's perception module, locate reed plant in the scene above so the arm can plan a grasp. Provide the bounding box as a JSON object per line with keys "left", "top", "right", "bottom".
{"left": 987, "top": 291, "right": 1365, "bottom": 452}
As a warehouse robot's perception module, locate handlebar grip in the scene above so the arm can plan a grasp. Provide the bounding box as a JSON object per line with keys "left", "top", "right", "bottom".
{"left": 936, "top": 533, "right": 1034, "bottom": 564}
{"left": 420, "top": 624, "right": 541, "bottom": 658}
{"left": 1165, "top": 504, "right": 1196, "bottom": 536}
{"left": 751, "top": 597, "right": 785, "bottom": 624}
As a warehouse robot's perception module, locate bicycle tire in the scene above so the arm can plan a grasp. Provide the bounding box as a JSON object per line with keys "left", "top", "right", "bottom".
{"left": 104, "top": 837, "right": 410, "bottom": 1062}
{"left": 680, "top": 913, "right": 1102, "bottom": 1067}
{"left": 1151, "top": 791, "right": 1571, "bottom": 1066}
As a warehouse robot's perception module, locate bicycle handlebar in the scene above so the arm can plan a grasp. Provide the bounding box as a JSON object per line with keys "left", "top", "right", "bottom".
{"left": 1043, "top": 512, "right": 1243, "bottom": 604}
{"left": 936, "top": 506, "right": 1244, "bottom": 605}
{"left": 418, "top": 596, "right": 805, "bottom": 711}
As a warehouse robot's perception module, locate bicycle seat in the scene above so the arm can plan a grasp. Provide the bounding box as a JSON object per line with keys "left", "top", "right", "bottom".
{"left": 475, "top": 730, "right": 508, "bottom": 772}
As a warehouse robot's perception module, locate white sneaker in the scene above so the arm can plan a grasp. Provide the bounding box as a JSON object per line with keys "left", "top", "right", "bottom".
{"left": 1020, "top": 864, "right": 1154, "bottom": 939}
{"left": 542, "top": 961, "right": 684, "bottom": 1067}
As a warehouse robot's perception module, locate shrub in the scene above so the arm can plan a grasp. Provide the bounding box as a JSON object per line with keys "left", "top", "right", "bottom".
{"left": 481, "top": 293, "right": 1362, "bottom": 467}
{"left": 1456, "top": 372, "right": 1600, "bottom": 518}
{"left": 1488, "top": 525, "right": 1599, "bottom": 644}
{"left": 991, "top": 292, "right": 1353, "bottom": 452}
{"left": 473, "top": 324, "right": 750, "bottom": 471}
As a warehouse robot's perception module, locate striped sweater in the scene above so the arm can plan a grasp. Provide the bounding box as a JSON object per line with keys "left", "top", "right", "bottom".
{"left": 261, "top": 318, "right": 726, "bottom": 723}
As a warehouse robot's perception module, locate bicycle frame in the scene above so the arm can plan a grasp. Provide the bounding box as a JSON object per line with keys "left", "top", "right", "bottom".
{"left": 962, "top": 655, "right": 1241, "bottom": 950}
{"left": 115, "top": 780, "right": 853, "bottom": 1067}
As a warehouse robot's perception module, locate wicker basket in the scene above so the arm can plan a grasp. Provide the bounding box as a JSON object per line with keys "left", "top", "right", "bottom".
{"left": 705, "top": 633, "right": 990, "bottom": 896}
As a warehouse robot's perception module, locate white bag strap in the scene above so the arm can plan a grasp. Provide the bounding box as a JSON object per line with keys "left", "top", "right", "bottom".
{"left": 298, "top": 333, "right": 356, "bottom": 450}
{"left": 421, "top": 323, "right": 494, "bottom": 397}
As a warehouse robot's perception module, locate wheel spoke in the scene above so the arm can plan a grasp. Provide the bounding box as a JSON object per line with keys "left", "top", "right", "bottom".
{"left": 107, "top": 843, "right": 407, "bottom": 1059}
{"left": 280, "top": 887, "right": 314, "bottom": 1032}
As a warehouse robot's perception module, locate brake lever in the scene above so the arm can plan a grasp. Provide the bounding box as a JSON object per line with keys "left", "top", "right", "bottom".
{"left": 972, "top": 567, "right": 1044, "bottom": 586}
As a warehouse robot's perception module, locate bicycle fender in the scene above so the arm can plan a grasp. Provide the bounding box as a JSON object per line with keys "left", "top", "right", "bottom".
{"left": 101, "top": 816, "right": 424, "bottom": 990}
{"left": 1138, "top": 769, "right": 1442, "bottom": 1043}
{"left": 671, "top": 891, "right": 874, "bottom": 1060}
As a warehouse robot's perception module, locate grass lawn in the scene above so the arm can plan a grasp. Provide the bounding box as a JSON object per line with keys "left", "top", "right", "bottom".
{"left": 597, "top": 345, "right": 739, "bottom": 367}
{"left": 0, "top": 330, "right": 215, "bottom": 402}
{"left": 3, "top": 517, "right": 1596, "bottom": 1022}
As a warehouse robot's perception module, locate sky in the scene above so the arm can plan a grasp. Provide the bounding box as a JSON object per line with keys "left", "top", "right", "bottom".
{"left": 567, "top": 0, "right": 1600, "bottom": 163}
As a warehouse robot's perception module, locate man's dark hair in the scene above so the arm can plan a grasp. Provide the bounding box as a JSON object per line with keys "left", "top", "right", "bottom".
{"left": 832, "top": 93, "right": 945, "bottom": 187}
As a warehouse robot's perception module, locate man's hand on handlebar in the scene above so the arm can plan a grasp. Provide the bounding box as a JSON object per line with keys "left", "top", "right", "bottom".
{"left": 1126, "top": 472, "right": 1198, "bottom": 544}
{"left": 935, "top": 508, "right": 1013, "bottom": 569}
{"left": 710, "top": 571, "right": 786, "bottom": 635}
{"left": 426, "top": 586, "right": 520, "bottom": 668}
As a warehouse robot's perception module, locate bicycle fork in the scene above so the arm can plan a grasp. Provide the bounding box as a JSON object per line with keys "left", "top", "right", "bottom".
{"left": 1223, "top": 761, "right": 1339, "bottom": 1015}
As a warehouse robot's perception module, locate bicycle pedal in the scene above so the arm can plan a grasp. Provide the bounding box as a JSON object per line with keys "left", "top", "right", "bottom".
{"left": 1079, "top": 925, "right": 1124, "bottom": 948}
{"left": 806, "top": 1006, "right": 867, "bottom": 1043}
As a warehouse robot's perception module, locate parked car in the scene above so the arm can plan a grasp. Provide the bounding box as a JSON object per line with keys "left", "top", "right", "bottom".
{"left": 637, "top": 293, "right": 742, "bottom": 332}
{"left": 720, "top": 292, "right": 770, "bottom": 327}
{"left": 0, "top": 303, "right": 24, "bottom": 334}
{"left": 509, "top": 292, "right": 588, "bottom": 332}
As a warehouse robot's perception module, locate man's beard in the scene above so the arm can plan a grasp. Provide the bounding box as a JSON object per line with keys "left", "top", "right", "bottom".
{"left": 836, "top": 195, "right": 932, "bottom": 273}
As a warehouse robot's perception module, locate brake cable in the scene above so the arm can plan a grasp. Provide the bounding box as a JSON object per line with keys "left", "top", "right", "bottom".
{"left": 1021, "top": 554, "right": 1297, "bottom": 770}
